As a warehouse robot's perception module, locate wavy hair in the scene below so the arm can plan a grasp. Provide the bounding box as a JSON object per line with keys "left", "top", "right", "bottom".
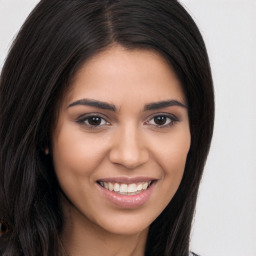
{"left": 0, "top": 0, "right": 214, "bottom": 255}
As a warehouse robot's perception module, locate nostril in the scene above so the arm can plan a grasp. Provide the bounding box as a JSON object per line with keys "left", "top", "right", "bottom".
{"left": 108, "top": 128, "right": 149, "bottom": 168}
{"left": 109, "top": 145, "right": 149, "bottom": 169}
{"left": 109, "top": 151, "right": 149, "bottom": 169}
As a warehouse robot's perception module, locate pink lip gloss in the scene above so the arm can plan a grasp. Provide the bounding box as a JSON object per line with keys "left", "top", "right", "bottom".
{"left": 96, "top": 181, "right": 156, "bottom": 208}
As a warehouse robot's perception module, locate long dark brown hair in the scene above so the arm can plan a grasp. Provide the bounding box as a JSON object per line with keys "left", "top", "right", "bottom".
{"left": 0, "top": 0, "right": 214, "bottom": 255}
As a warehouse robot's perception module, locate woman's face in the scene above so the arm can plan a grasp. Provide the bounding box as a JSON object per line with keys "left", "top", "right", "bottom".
{"left": 52, "top": 45, "right": 190, "bottom": 235}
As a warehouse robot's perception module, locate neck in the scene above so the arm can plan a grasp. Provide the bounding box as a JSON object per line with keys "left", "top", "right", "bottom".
{"left": 60, "top": 200, "right": 148, "bottom": 256}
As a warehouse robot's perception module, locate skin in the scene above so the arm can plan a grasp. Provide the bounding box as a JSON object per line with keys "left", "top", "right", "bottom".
{"left": 51, "top": 45, "right": 191, "bottom": 256}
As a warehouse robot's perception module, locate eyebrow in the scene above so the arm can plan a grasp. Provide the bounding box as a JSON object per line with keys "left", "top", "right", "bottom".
{"left": 68, "top": 98, "right": 187, "bottom": 112}
{"left": 144, "top": 100, "right": 188, "bottom": 111}
{"left": 68, "top": 99, "right": 117, "bottom": 111}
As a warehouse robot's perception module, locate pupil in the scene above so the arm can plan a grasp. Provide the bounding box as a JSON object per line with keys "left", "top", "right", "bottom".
{"left": 154, "top": 116, "right": 166, "bottom": 125}
{"left": 88, "top": 117, "right": 101, "bottom": 125}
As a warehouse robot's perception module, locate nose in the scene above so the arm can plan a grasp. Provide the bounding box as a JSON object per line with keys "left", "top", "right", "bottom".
{"left": 109, "top": 125, "right": 149, "bottom": 169}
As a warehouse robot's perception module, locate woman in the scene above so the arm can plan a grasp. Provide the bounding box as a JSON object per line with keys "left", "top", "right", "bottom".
{"left": 0, "top": 0, "right": 214, "bottom": 255}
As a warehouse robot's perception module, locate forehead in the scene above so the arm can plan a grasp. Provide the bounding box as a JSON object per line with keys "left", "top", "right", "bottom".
{"left": 64, "top": 45, "right": 186, "bottom": 107}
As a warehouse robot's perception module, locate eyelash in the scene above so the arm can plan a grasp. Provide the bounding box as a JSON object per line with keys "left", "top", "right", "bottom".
{"left": 145, "top": 113, "right": 179, "bottom": 128}
{"left": 76, "top": 113, "right": 110, "bottom": 129}
{"left": 76, "top": 113, "right": 179, "bottom": 129}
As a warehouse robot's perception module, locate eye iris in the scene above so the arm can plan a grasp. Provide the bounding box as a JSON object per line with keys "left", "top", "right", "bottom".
{"left": 88, "top": 117, "right": 102, "bottom": 125}
{"left": 154, "top": 116, "right": 167, "bottom": 125}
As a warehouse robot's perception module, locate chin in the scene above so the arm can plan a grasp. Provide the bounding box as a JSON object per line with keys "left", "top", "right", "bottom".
{"left": 99, "top": 219, "right": 150, "bottom": 236}
{"left": 84, "top": 208, "right": 155, "bottom": 236}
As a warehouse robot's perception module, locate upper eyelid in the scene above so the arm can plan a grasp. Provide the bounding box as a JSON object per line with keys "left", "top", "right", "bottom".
{"left": 145, "top": 112, "right": 180, "bottom": 121}
{"left": 76, "top": 112, "right": 109, "bottom": 121}
{"left": 75, "top": 114, "right": 110, "bottom": 127}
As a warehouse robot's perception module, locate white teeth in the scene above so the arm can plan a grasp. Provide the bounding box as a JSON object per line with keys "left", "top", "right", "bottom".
{"left": 127, "top": 183, "right": 137, "bottom": 193}
{"left": 142, "top": 182, "right": 148, "bottom": 190}
{"left": 137, "top": 184, "right": 143, "bottom": 191}
{"left": 114, "top": 183, "right": 120, "bottom": 192}
{"left": 104, "top": 182, "right": 109, "bottom": 189}
{"left": 108, "top": 183, "right": 114, "bottom": 191}
{"left": 120, "top": 184, "right": 128, "bottom": 193}
{"left": 99, "top": 181, "right": 152, "bottom": 194}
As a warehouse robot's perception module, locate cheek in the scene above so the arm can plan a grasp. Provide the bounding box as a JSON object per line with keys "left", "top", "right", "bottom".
{"left": 51, "top": 128, "right": 113, "bottom": 215}
{"left": 151, "top": 128, "right": 191, "bottom": 192}
{"left": 163, "top": 140, "right": 190, "bottom": 174}
{"left": 52, "top": 125, "right": 111, "bottom": 181}
{"left": 154, "top": 128, "right": 190, "bottom": 170}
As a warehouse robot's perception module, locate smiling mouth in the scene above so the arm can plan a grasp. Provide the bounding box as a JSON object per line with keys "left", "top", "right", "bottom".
{"left": 97, "top": 181, "right": 153, "bottom": 195}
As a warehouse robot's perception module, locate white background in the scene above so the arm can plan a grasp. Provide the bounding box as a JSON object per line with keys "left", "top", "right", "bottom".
{"left": 0, "top": 1, "right": 255, "bottom": 256}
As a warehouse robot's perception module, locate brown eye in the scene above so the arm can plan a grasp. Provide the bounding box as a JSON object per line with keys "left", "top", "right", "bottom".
{"left": 147, "top": 114, "right": 178, "bottom": 128}
{"left": 154, "top": 116, "right": 168, "bottom": 126}
{"left": 77, "top": 115, "right": 109, "bottom": 128}
{"left": 87, "top": 116, "right": 103, "bottom": 126}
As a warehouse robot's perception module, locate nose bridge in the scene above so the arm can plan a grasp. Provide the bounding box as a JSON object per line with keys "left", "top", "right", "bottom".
{"left": 109, "top": 122, "right": 149, "bottom": 168}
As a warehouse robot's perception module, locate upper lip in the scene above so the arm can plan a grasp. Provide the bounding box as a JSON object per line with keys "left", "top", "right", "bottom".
{"left": 97, "top": 176, "right": 157, "bottom": 184}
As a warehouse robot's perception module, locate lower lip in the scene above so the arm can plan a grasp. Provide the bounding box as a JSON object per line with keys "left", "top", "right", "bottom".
{"left": 97, "top": 182, "right": 156, "bottom": 208}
